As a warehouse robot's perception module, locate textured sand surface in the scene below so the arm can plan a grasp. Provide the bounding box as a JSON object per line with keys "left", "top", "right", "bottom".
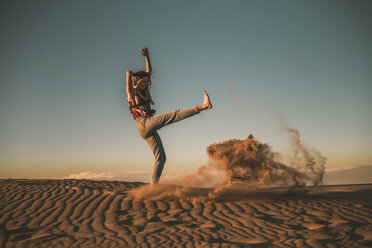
{"left": 1, "top": 179, "right": 371, "bottom": 248}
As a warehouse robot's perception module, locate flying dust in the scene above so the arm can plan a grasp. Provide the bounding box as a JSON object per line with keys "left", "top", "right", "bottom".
{"left": 130, "top": 89, "right": 326, "bottom": 201}
{"left": 130, "top": 132, "right": 326, "bottom": 202}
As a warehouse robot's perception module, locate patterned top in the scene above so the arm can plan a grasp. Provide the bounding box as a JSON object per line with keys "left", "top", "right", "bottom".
{"left": 128, "top": 95, "right": 156, "bottom": 120}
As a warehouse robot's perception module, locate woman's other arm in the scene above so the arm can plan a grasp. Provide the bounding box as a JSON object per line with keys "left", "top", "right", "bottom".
{"left": 126, "top": 70, "right": 135, "bottom": 102}
{"left": 141, "top": 48, "right": 152, "bottom": 76}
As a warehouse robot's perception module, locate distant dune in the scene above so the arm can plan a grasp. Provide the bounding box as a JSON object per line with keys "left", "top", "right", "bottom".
{"left": 1, "top": 179, "right": 372, "bottom": 247}
{"left": 323, "top": 165, "right": 372, "bottom": 185}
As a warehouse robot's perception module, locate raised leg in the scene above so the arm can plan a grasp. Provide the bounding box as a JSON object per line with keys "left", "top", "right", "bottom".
{"left": 142, "top": 90, "right": 212, "bottom": 138}
{"left": 144, "top": 106, "right": 200, "bottom": 138}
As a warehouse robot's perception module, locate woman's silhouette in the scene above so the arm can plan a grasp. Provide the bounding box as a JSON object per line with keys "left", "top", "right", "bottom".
{"left": 126, "top": 48, "right": 212, "bottom": 184}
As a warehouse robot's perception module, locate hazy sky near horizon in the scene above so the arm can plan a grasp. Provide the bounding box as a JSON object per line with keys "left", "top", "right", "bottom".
{"left": 1, "top": 0, "right": 371, "bottom": 180}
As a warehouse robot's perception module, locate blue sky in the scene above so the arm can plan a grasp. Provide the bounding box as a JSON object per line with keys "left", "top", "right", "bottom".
{"left": 1, "top": 0, "right": 371, "bottom": 179}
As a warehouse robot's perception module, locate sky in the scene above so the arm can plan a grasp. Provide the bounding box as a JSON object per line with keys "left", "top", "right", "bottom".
{"left": 1, "top": 0, "right": 371, "bottom": 180}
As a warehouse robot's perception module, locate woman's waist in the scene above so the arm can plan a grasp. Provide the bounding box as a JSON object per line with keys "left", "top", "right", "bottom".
{"left": 130, "top": 106, "right": 155, "bottom": 114}
{"left": 130, "top": 107, "right": 156, "bottom": 120}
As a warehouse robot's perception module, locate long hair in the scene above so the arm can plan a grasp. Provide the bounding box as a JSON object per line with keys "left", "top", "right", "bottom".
{"left": 133, "top": 70, "right": 154, "bottom": 105}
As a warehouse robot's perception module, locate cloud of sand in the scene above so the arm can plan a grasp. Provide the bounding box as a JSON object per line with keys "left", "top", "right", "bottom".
{"left": 254, "top": 100, "right": 326, "bottom": 184}
{"left": 161, "top": 165, "right": 228, "bottom": 188}
{"left": 207, "top": 134, "right": 326, "bottom": 191}
{"left": 131, "top": 95, "right": 326, "bottom": 201}
{"left": 131, "top": 132, "right": 326, "bottom": 201}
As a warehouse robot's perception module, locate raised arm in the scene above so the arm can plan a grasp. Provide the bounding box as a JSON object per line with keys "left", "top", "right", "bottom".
{"left": 140, "top": 48, "right": 152, "bottom": 76}
{"left": 126, "top": 70, "right": 135, "bottom": 102}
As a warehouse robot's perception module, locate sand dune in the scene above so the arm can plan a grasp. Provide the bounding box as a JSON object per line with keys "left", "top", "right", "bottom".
{"left": 323, "top": 165, "right": 372, "bottom": 185}
{"left": 1, "top": 179, "right": 371, "bottom": 247}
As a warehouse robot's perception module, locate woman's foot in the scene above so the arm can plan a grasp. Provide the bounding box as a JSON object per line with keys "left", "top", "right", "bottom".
{"left": 198, "top": 90, "right": 212, "bottom": 111}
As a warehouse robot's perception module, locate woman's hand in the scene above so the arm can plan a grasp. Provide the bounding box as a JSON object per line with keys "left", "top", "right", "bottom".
{"left": 140, "top": 48, "right": 152, "bottom": 74}
{"left": 140, "top": 47, "right": 149, "bottom": 57}
{"left": 126, "top": 70, "right": 133, "bottom": 77}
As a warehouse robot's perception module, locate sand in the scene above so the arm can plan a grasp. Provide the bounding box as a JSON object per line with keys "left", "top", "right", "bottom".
{"left": 1, "top": 179, "right": 371, "bottom": 248}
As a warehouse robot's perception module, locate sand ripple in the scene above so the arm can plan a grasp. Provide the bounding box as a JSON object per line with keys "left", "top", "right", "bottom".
{"left": 1, "top": 179, "right": 371, "bottom": 247}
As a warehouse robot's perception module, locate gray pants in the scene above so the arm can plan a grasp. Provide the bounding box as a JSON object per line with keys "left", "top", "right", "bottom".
{"left": 134, "top": 106, "right": 200, "bottom": 183}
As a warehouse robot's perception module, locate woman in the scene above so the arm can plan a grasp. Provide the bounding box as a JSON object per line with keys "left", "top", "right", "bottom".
{"left": 126, "top": 48, "right": 212, "bottom": 184}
